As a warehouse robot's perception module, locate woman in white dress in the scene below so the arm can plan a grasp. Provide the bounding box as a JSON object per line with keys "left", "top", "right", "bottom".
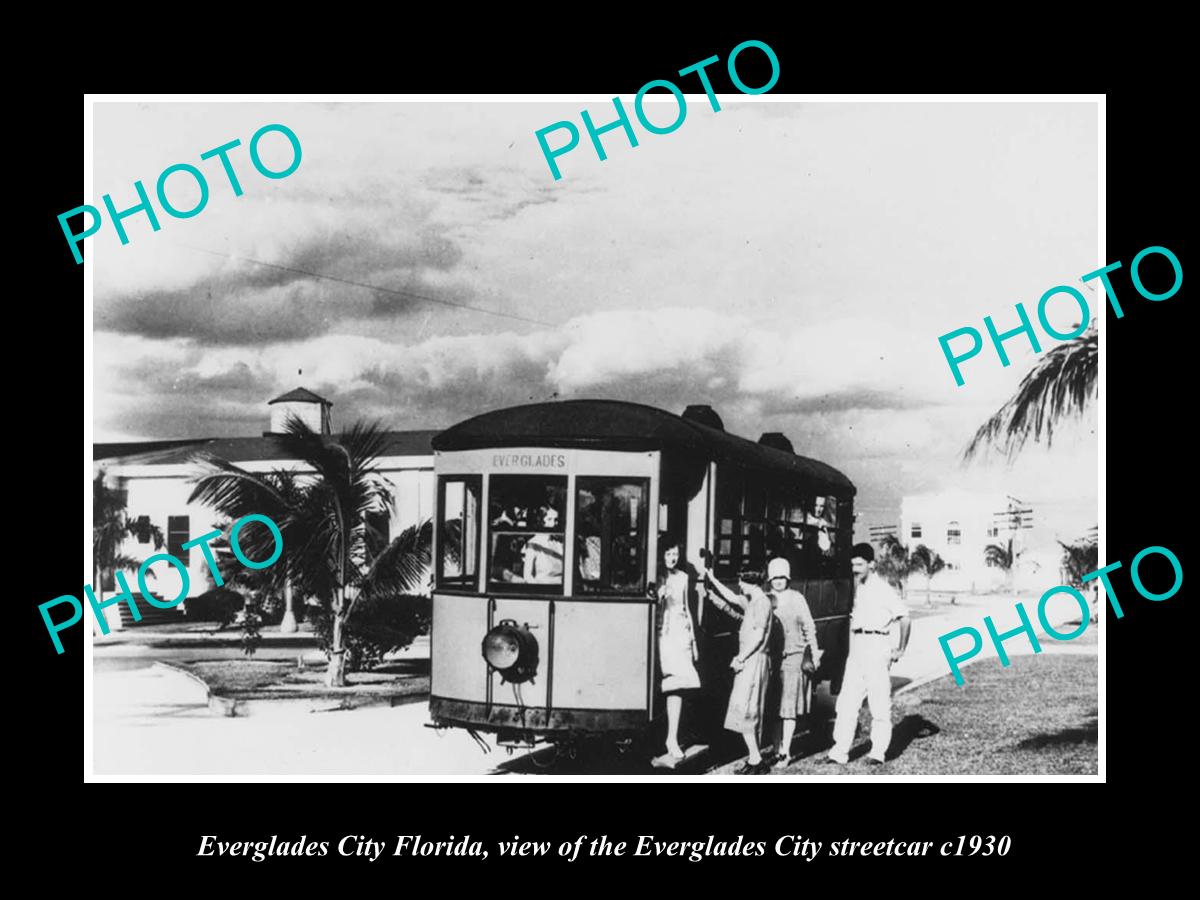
{"left": 654, "top": 541, "right": 701, "bottom": 759}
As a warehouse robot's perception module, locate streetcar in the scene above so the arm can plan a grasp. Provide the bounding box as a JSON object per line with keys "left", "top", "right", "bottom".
{"left": 428, "top": 400, "right": 856, "bottom": 753}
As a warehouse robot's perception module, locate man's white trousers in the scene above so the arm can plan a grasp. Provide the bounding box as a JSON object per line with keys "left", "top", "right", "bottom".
{"left": 829, "top": 635, "right": 893, "bottom": 763}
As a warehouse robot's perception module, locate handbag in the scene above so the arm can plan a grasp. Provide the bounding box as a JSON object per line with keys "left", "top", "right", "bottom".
{"left": 801, "top": 643, "right": 817, "bottom": 675}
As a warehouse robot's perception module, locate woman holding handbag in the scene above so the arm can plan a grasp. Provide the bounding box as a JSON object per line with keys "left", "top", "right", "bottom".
{"left": 765, "top": 556, "right": 821, "bottom": 767}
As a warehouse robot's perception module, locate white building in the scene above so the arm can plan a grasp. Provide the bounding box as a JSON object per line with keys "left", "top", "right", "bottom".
{"left": 93, "top": 388, "right": 438, "bottom": 630}
{"left": 898, "top": 489, "right": 1026, "bottom": 582}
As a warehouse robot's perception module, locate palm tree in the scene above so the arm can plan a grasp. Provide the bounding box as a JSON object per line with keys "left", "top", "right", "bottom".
{"left": 93, "top": 472, "right": 163, "bottom": 602}
{"left": 908, "top": 544, "right": 946, "bottom": 606}
{"left": 195, "top": 467, "right": 307, "bottom": 632}
{"left": 984, "top": 537, "right": 1017, "bottom": 571}
{"left": 188, "top": 417, "right": 432, "bottom": 687}
{"left": 1059, "top": 538, "right": 1099, "bottom": 590}
{"left": 873, "top": 534, "right": 913, "bottom": 598}
{"left": 964, "top": 323, "right": 1097, "bottom": 461}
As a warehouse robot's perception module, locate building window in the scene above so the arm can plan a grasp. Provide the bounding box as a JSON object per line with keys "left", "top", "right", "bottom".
{"left": 438, "top": 477, "right": 481, "bottom": 589}
{"left": 135, "top": 515, "right": 152, "bottom": 544}
{"left": 947, "top": 521, "right": 962, "bottom": 545}
{"left": 168, "top": 516, "right": 190, "bottom": 565}
{"left": 576, "top": 478, "right": 648, "bottom": 594}
{"left": 987, "top": 522, "right": 1000, "bottom": 538}
{"left": 911, "top": 522, "right": 922, "bottom": 539}
{"left": 488, "top": 475, "right": 567, "bottom": 592}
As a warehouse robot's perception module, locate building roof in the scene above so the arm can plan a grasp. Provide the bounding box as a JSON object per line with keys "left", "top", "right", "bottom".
{"left": 95, "top": 430, "right": 440, "bottom": 467}
{"left": 433, "top": 399, "right": 855, "bottom": 493}
{"left": 268, "top": 387, "right": 331, "bottom": 406}
{"left": 93, "top": 438, "right": 211, "bottom": 461}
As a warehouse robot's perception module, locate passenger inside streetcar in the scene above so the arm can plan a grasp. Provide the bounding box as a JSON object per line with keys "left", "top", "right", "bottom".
{"left": 490, "top": 492, "right": 566, "bottom": 585}
{"left": 520, "top": 508, "right": 564, "bottom": 583}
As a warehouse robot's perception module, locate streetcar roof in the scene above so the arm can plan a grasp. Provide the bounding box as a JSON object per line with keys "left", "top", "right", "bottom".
{"left": 432, "top": 399, "right": 854, "bottom": 493}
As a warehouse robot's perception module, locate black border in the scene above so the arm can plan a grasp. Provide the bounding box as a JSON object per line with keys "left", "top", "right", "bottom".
{"left": 25, "top": 23, "right": 1192, "bottom": 885}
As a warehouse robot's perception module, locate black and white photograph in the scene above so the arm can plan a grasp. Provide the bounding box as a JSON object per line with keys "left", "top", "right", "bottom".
{"left": 86, "top": 96, "right": 1100, "bottom": 779}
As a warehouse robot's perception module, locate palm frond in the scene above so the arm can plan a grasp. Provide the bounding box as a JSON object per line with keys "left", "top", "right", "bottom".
{"left": 109, "top": 554, "right": 144, "bottom": 574}
{"left": 873, "top": 534, "right": 913, "bottom": 589}
{"left": 908, "top": 544, "right": 945, "bottom": 578}
{"left": 964, "top": 326, "right": 1097, "bottom": 462}
{"left": 124, "top": 520, "right": 165, "bottom": 550}
{"left": 1058, "top": 539, "right": 1099, "bottom": 589}
{"left": 187, "top": 455, "right": 292, "bottom": 518}
{"left": 351, "top": 520, "right": 433, "bottom": 616}
{"left": 337, "top": 419, "right": 392, "bottom": 478}
{"left": 93, "top": 473, "right": 128, "bottom": 523}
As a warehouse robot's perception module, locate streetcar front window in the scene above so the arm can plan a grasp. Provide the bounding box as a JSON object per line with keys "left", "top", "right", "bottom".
{"left": 576, "top": 478, "right": 649, "bottom": 594}
{"left": 438, "top": 476, "right": 481, "bottom": 588}
{"left": 488, "top": 475, "right": 567, "bottom": 591}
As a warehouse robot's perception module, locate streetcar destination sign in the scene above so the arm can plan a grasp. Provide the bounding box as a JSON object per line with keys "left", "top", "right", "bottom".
{"left": 492, "top": 453, "right": 566, "bottom": 469}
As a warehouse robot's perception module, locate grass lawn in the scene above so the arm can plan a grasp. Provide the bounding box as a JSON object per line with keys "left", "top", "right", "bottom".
{"left": 177, "top": 657, "right": 430, "bottom": 705}
{"left": 777, "top": 635, "right": 1097, "bottom": 775}
{"left": 179, "top": 659, "right": 293, "bottom": 693}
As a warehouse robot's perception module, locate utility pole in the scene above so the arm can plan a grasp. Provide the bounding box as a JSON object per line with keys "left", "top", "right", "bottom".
{"left": 991, "top": 497, "right": 1033, "bottom": 571}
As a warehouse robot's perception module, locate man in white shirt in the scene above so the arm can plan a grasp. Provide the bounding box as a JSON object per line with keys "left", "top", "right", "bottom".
{"left": 823, "top": 542, "right": 912, "bottom": 766}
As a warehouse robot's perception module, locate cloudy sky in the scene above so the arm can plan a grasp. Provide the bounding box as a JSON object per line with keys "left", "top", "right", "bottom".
{"left": 92, "top": 99, "right": 1098, "bottom": 543}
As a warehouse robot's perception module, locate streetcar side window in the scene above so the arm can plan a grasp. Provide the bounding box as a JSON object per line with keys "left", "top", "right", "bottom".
{"left": 717, "top": 469, "right": 774, "bottom": 576}
{"left": 576, "top": 477, "right": 649, "bottom": 595}
{"left": 740, "top": 473, "right": 771, "bottom": 572}
{"left": 714, "top": 466, "right": 852, "bottom": 579}
{"left": 714, "top": 467, "right": 744, "bottom": 578}
{"left": 488, "top": 475, "right": 567, "bottom": 592}
{"left": 438, "top": 476, "right": 481, "bottom": 589}
{"left": 810, "top": 494, "right": 853, "bottom": 577}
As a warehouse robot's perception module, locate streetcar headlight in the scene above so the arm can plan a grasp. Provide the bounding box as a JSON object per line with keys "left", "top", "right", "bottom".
{"left": 483, "top": 627, "right": 521, "bottom": 670}
{"left": 481, "top": 620, "right": 539, "bottom": 683}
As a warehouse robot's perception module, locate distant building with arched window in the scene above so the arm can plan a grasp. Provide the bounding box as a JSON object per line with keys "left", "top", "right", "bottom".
{"left": 899, "top": 490, "right": 1026, "bottom": 576}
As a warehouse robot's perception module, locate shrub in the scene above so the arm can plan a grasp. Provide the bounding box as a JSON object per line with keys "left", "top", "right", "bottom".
{"left": 185, "top": 588, "right": 245, "bottom": 627}
{"left": 313, "top": 593, "right": 431, "bottom": 674}
{"left": 255, "top": 591, "right": 287, "bottom": 627}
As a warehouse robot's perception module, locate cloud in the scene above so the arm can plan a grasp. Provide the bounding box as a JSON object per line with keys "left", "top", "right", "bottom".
{"left": 92, "top": 101, "right": 1098, "bottom": 541}
{"left": 549, "top": 308, "right": 738, "bottom": 389}
{"left": 96, "top": 306, "right": 940, "bottom": 439}
{"left": 93, "top": 116, "right": 568, "bottom": 346}
{"left": 95, "top": 227, "right": 507, "bottom": 344}
{"left": 95, "top": 301, "right": 1096, "bottom": 546}
{"left": 421, "top": 164, "right": 562, "bottom": 224}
